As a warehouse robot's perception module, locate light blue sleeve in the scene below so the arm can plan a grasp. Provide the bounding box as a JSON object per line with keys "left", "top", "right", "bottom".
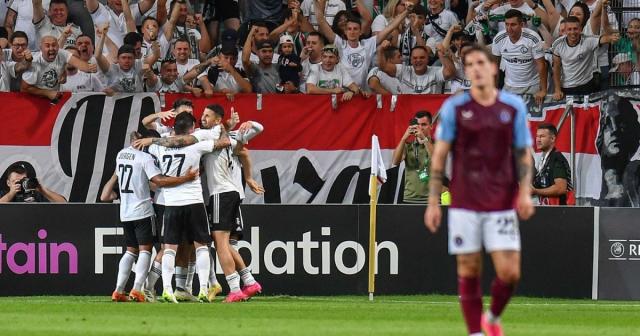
{"left": 435, "top": 98, "right": 457, "bottom": 143}
{"left": 510, "top": 95, "right": 533, "bottom": 149}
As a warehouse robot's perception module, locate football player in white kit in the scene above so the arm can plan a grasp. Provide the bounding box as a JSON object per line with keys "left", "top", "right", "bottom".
{"left": 133, "top": 105, "right": 264, "bottom": 303}
{"left": 146, "top": 112, "right": 229, "bottom": 303}
{"left": 100, "top": 130, "right": 199, "bottom": 302}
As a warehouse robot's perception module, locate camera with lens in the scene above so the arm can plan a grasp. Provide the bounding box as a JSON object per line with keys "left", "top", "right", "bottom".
{"left": 14, "top": 177, "right": 39, "bottom": 202}
{"left": 409, "top": 118, "right": 419, "bottom": 135}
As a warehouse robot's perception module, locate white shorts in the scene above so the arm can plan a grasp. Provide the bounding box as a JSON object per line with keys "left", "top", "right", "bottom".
{"left": 448, "top": 208, "right": 521, "bottom": 255}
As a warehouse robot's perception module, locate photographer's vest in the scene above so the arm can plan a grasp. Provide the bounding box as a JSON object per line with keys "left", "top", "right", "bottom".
{"left": 402, "top": 141, "right": 430, "bottom": 204}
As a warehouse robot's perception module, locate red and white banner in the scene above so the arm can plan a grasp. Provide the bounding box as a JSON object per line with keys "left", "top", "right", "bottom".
{"left": 0, "top": 92, "right": 631, "bottom": 205}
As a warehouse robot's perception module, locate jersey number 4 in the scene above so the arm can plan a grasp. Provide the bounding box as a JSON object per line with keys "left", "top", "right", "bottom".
{"left": 162, "top": 154, "right": 186, "bottom": 176}
{"left": 118, "top": 164, "right": 134, "bottom": 193}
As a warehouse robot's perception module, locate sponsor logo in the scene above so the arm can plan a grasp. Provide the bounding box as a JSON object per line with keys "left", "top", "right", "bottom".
{"left": 0, "top": 229, "right": 78, "bottom": 274}
{"left": 611, "top": 242, "right": 624, "bottom": 258}
{"left": 461, "top": 110, "right": 473, "bottom": 120}
{"left": 607, "top": 239, "right": 640, "bottom": 260}
{"left": 96, "top": 226, "right": 399, "bottom": 275}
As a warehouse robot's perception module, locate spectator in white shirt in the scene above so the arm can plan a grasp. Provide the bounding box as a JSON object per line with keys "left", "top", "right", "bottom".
{"left": 205, "top": 46, "right": 252, "bottom": 95}
{"left": 140, "top": 16, "right": 170, "bottom": 63}
{"left": 60, "top": 46, "right": 103, "bottom": 92}
{"left": 492, "top": 9, "right": 547, "bottom": 104}
{"left": 85, "top": 0, "right": 154, "bottom": 49}
{"left": 21, "top": 35, "right": 96, "bottom": 101}
{"left": 5, "top": 0, "right": 51, "bottom": 51}
{"left": 424, "top": 0, "right": 459, "bottom": 42}
{"left": 368, "top": 44, "right": 403, "bottom": 94}
{"left": 5, "top": 30, "right": 32, "bottom": 91}
{"left": 315, "top": 0, "right": 410, "bottom": 89}
{"left": 551, "top": 16, "right": 619, "bottom": 99}
{"left": 372, "top": 0, "right": 413, "bottom": 36}
{"left": 144, "top": 58, "right": 207, "bottom": 93}
{"left": 32, "top": 0, "right": 81, "bottom": 49}
{"left": 163, "top": 0, "right": 211, "bottom": 60}
{"left": 377, "top": 40, "right": 456, "bottom": 94}
{"left": 299, "top": 31, "right": 325, "bottom": 92}
{"left": 0, "top": 32, "right": 31, "bottom": 92}
{"left": 306, "top": 44, "right": 368, "bottom": 101}
{"left": 301, "top": 0, "right": 346, "bottom": 31}
{"left": 94, "top": 24, "right": 158, "bottom": 94}
{"left": 398, "top": 4, "right": 430, "bottom": 65}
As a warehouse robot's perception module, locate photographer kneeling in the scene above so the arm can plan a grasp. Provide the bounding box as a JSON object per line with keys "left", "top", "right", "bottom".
{"left": 0, "top": 162, "right": 66, "bottom": 203}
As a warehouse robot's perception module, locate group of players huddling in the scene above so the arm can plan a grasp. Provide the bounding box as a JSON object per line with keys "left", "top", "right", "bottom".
{"left": 101, "top": 99, "right": 264, "bottom": 303}
{"left": 100, "top": 44, "right": 535, "bottom": 336}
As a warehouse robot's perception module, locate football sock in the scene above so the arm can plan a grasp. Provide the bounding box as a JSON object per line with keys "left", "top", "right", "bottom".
{"left": 239, "top": 267, "right": 256, "bottom": 286}
{"left": 458, "top": 276, "right": 482, "bottom": 335}
{"left": 175, "top": 266, "right": 187, "bottom": 291}
{"left": 133, "top": 251, "right": 151, "bottom": 292}
{"left": 115, "top": 251, "right": 137, "bottom": 293}
{"left": 161, "top": 249, "right": 176, "bottom": 293}
{"left": 195, "top": 247, "right": 210, "bottom": 292}
{"left": 489, "top": 277, "right": 516, "bottom": 322}
{"left": 226, "top": 272, "right": 241, "bottom": 293}
{"left": 209, "top": 252, "right": 219, "bottom": 286}
{"left": 185, "top": 262, "right": 196, "bottom": 293}
{"left": 146, "top": 261, "right": 162, "bottom": 292}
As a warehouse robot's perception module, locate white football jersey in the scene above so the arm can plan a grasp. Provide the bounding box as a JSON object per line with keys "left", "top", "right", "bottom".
{"left": 193, "top": 125, "right": 237, "bottom": 195}
{"left": 147, "top": 140, "right": 214, "bottom": 206}
{"left": 115, "top": 147, "right": 161, "bottom": 221}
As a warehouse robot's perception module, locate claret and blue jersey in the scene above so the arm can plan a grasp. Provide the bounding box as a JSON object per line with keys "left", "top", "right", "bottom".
{"left": 435, "top": 91, "right": 533, "bottom": 212}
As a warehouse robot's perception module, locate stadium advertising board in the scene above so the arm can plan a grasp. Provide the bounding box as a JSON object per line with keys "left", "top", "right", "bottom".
{"left": 0, "top": 204, "right": 593, "bottom": 298}
{"left": 0, "top": 91, "right": 637, "bottom": 206}
{"left": 597, "top": 208, "right": 640, "bottom": 300}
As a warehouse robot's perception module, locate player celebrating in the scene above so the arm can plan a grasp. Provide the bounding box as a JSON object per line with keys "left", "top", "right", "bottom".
{"left": 146, "top": 113, "right": 221, "bottom": 303}
{"left": 424, "top": 45, "right": 535, "bottom": 336}
{"left": 100, "top": 130, "right": 198, "bottom": 302}
{"left": 135, "top": 105, "right": 264, "bottom": 303}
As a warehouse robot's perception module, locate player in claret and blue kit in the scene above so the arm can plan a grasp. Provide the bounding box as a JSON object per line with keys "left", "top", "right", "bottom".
{"left": 424, "top": 45, "right": 536, "bottom": 336}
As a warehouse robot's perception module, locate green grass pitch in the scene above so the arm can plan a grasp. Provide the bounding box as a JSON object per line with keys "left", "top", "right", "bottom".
{"left": 1, "top": 295, "right": 639, "bottom": 335}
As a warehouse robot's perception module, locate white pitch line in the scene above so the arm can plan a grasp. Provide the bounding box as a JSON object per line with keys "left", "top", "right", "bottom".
{"left": 285, "top": 297, "right": 640, "bottom": 307}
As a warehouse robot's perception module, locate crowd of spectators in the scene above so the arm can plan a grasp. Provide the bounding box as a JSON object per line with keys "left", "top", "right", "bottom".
{"left": 0, "top": 0, "right": 637, "bottom": 101}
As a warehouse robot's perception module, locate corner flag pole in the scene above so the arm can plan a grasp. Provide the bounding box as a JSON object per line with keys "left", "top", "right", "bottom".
{"left": 368, "top": 173, "right": 378, "bottom": 302}
{"left": 368, "top": 135, "right": 386, "bottom": 302}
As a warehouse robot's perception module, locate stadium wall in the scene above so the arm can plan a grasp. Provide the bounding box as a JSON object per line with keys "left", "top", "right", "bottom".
{"left": 0, "top": 204, "right": 616, "bottom": 299}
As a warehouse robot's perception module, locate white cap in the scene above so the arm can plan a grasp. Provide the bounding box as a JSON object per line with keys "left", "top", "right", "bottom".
{"left": 611, "top": 53, "right": 632, "bottom": 72}
{"left": 279, "top": 34, "right": 294, "bottom": 45}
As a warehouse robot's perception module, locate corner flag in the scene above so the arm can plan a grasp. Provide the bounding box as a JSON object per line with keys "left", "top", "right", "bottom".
{"left": 368, "top": 135, "right": 386, "bottom": 301}
{"left": 369, "top": 135, "right": 387, "bottom": 195}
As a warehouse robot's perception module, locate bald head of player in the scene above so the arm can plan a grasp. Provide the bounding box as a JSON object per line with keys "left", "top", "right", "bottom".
{"left": 174, "top": 112, "right": 197, "bottom": 135}
{"left": 462, "top": 46, "right": 498, "bottom": 91}
{"left": 200, "top": 104, "right": 224, "bottom": 129}
{"left": 40, "top": 36, "right": 60, "bottom": 62}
